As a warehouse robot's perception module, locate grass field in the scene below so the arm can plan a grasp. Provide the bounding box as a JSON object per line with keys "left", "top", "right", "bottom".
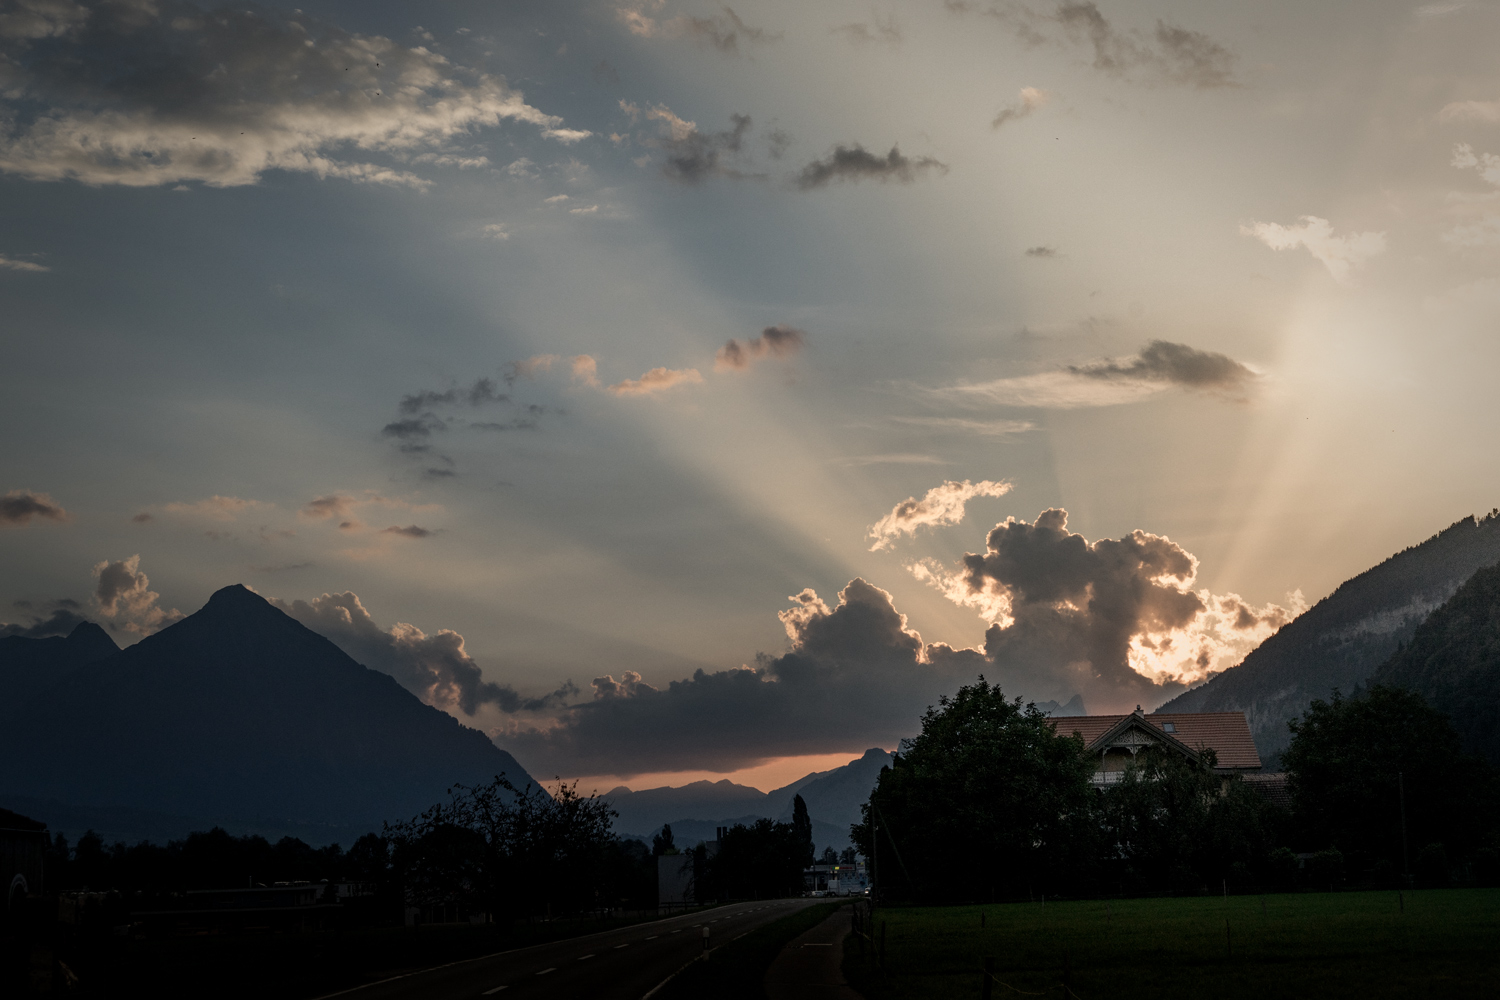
{"left": 843, "top": 890, "right": 1500, "bottom": 1000}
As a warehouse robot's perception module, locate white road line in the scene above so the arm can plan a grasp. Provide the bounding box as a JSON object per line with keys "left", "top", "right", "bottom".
{"left": 671, "top": 929, "right": 683, "bottom": 934}
{"left": 578, "top": 954, "right": 595, "bottom": 961}
{"left": 614, "top": 943, "right": 629, "bottom": 949}
{"left": 536, "top": 968, "right": 557, "bottom": 976}
{"left": 645, "top": 935, "right": 658, "bottom": 940}
{"left": 482, "top": 988, "right": 507, "bottom": 995}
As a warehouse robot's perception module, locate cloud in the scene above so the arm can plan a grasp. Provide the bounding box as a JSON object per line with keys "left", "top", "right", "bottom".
{"left": 832, "top": 14, "right": 902, "bottom": 46}
{"left": 645, "top": 106, "right": 758, "bottom": 184}
{"left": 891, "top": 416, "right": 1037, "bottom": 437}
{"left": 796, "top": 144, "right": 948, "bottom": 190}
{"left": 1068, "top": 340, "right": 1257, "bottom": 392}
{"left": 616, "top": 5, "right": 780, "bottom": 53}
{"left": 92, "top": 555, "right": 183, "bottom": 636}
{"left": 131, "top": 512, "right": 152, "bottom": 524}
{"left": 572, "top": 355, "right": 602, "bottom": 388}
{"left": 479, "top": 223, "right": 510, "bottom": 241}
{"left": 398, "top": 378, "right": 507, "bottom": 414}
{"left": 275, "top": 591, "right": 576, "bottom": 716}
{"left": 838, "top": 453, "right": 947, "bottom": 466}
{"left": 910, "top": 508, "right": 1303, "bottom": 705}
{"left": 1025, "top": 245, "right": 1060, "bottom": 257}
{"left": 1241, "top": 215, "right": 1386, "bottom": 285}
{"left": 505, "top": 354, "right": 560, "bottom": 382}
{"left": 992, "top": 86, "right": 1048, "bottom": 128}
{"left": 607, "top": 366, "right": 705, "bottom": 396}
{"left": 0, "top": 600, "right": 89, "bottom": 639}
{"left": 570, "top": 204, "right": 600, "bottom": 215}
{"left": 0, "top": 490, "right": 69, "bottom": 525}
{"left": 0, "top": 1, "right": 585, "bottom": 189}
{"left": 162, "top": 495, "right": 265, "bottom": 521}
{"left": 0, "top": 253, "right": 48, "bottom": 272}
{"left": 1440, "top": 100, "right": 1500, "bottom": 123}
{"left": 501, "top": 578, "right": 979, "bottom": 775}
{"left": 987, "top": 2, "right": 1235, "bottom": 89}
{"left": 868, "top": 479, "right": 1013, "bottom": 551}
{"left": 714, "top": 324, "right": 806, "bottom": 370}
{"left": 301, "top": 495, "right": 357, "bottom": 520}
{"left": 381, "top": 524, "right": 433, "bottom": 538}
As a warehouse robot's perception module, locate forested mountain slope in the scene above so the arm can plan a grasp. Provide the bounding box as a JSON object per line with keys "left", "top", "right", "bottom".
{"left": 1159, "top": 512, "right": 1500, "bottom": 760}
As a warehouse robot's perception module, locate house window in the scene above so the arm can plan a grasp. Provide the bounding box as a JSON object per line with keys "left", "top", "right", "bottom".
{"left": 1162, "top": 722, "right": 1176, "bottom": 733}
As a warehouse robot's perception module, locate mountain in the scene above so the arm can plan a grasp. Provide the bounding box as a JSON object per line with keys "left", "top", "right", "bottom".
{"left": 608, "top": 748, "right": 893, "bottom": 855}
{"left": 0, "top": 585, "right": 539, "bottom": 845}
{"left": 1, "top": 621, "right": 119, "bottom": 705}
{"left": 1159, "top": 512, "right": 1500, "bottom": 761}
{"left": 1373, "top": 560, "right": 1500, "bottom": 765}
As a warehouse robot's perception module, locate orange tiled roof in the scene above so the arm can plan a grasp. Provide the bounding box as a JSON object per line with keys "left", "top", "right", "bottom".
{"left": 1050, "top": 712, "right": 1262, "bottom": 770}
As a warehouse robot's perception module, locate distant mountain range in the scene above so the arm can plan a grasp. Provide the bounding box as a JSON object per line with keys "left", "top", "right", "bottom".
{"left": 1160, "top": 513, "right": 1500, "bottom": 762}
{"left": 605, "top": 747, "right": 893, "bottom": 854}
{"left": 0, "top": 585, "right": 539, "bottom": 846}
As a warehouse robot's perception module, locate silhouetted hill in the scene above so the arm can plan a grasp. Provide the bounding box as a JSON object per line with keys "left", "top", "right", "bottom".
{"left": 1374, "top": 561, "right": 1500, "bottom": 765}
{"left": 603, "top": 779, "right": 773, "bottom": 836}
{"left": 1159, "top": 512, "right": 1500, "bottom": 760}
{"left": 0, "top": 585, "right": 539, "bottom": 844}
{"left": 0, "top": 621, "right": 118, "bottom": 705}
{"left": 773, "top": 748, "right": 892, "bottom": 830}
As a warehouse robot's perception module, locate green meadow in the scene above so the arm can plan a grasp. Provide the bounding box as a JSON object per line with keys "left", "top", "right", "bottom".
{"left": 844, "top": 890, "right": 1500, "bottom": 1000}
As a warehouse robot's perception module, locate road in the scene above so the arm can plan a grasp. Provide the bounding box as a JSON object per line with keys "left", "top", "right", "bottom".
{"left": 318, "top": 898, "right": 823, "bottom": 1000}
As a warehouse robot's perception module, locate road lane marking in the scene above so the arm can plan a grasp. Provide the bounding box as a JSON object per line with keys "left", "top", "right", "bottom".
{"left": 578, "top": 954, "right": 594, "bottom": 961}
{"left": 536, "top": 968, "right": 557, "bottom": 976}
{"left": 645, "top": 935, "right": 658, "bottom": 940}
{"left": 734, "top": 933, "right": 748, "bottom": 941}
{"left": 482, "top": 988, "right": 507, "bottom": 995}
{"left": 803, "top": 943, "right": 833, "bottom": 948}
{"left": 671, "top": 929, "right": 683, "bottom": 934}
{"left": 614, "top": 943, "right": 629, "bottom": 949}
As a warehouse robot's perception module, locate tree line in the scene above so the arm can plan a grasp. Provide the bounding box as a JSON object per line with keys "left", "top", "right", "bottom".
{"left": 852, "top": 679, "right": 1500, "bottom": 902}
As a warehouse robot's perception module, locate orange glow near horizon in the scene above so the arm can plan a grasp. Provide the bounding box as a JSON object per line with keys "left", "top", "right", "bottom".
{"left": 564, "top": 749, "right": 888, "bottom": 796}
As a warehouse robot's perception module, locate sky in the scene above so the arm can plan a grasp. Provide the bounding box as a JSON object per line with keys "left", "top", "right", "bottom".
{"left": 5, "top": 0, "right": 1500, "bottom": 792}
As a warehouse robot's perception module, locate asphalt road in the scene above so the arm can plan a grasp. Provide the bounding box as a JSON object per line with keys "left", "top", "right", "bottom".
{"left": 319, "top": 898, "right": 823, "bottom": 1000}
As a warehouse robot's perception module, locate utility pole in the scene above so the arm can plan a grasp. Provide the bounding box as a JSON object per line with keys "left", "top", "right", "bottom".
{"left": 1399, "top": 771, "right": 1410, "bottom": 881}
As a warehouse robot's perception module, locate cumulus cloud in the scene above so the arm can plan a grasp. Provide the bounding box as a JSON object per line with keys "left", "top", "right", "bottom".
{"left": 275, "top": 590, "right": 576, "bottom": 716}
{"left": 984, "top": 1, "right": 1234, "bottom": 89}
{"left": 1241, "top": 215, "right": 1386, "bottom": 285}
{"left": 714, "top": 324, "right": 806, "bottom": 370}
{"left": 617, "top": 5, "right": 780, "bottom": 53}
{"left": 867, "top": 479, "right": 1013, "bottom": 551}
{"left": 0, "top": 253, "right": 48, "bottom": 272}
{"left": 0, "top": 599, "right": 89, "bottom": 639}
{"left": 92, "top": 555, "right": 183, "bottom": 636}
{"left": 644, "top": 106, "right": 758, "bottom": 184}
{"left": 607, "top": 366, "right": 705, "bottom": 396}
{"left": 162, "top": 495, "right": 265, "bottom": 521}
{"left": 502, "top": 578, "right": 977, "bottom": 774}
{"left": 992, "top": 86, "right": 1048, "bottom": 128}
{"left": 507, "top": 355, "right": 560, "bottom": 383}
{"left": 796, "top": 144, "right": 948, "bottom": 190}
{"left": 910, "top": 508, "right": 1303, "bottom": 704}
{"left": 927, "top": 341, "right": 1257, "bottom": 410}
{"left": 0, "top": 489, "right": 69, "bottom": 525}
{"left": 0, "top": 1, "right": 586, "bottom": 189}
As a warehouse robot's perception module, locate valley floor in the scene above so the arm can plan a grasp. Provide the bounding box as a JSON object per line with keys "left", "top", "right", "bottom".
{"left": 844, "top": 889, "right": 1500, "bottom": 1000}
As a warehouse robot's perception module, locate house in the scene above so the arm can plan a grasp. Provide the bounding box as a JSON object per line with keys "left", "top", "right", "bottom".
{"left": 1052, "top": 707, "right": 1263, "bottom": 787}
{"left": 1, "top": 807, "right": 47, "bottom": 917}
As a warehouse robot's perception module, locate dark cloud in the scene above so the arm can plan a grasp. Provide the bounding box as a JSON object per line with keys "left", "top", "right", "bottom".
{"left": 424, "top": 467, "right": 458, "bottom": 479}
{"left": 0, "top": 601, "right": 89, "bottom": 639}
{"left": 1025, "top": 245, "right": 1060, "bottom": 257}
{"left": 131, "top": 512, "right": 153, "bottom": 523}
{"left": 381, "top": 415, "right": 446, "bottom": 439}
{"left": 766, "top": 128, "right": 792, "bottom": 160}
{"left": 0, "top": 490, "right": 69, "bottom": 525}
{"left": 715, "top": 324, "right": 806, "bottom": 371}
{"left": 470, "top": 419, "right": 540, "bottom": 432}
{"left": 301, "top": 495, "right": 356, "bottom": 520}
{"left": 275, "top": 591, "right": 577, "bottom": 717}
{"left": 795, "top": 144, "right": 948, "bottom": 190}
{"left": 0, "top": 0, "right": 585, "bottom": 189}
{"left": 382, "top": 524, "right": 433, "bottom": 538}
{"left": 503, "top": 579, "right": 977, "bottom": 775}
{"left": 397, "top": 378, "right": 508, "bottom": 414}
{"left": 654, "top": 111, "right": 759, "bottom": 185}
{"left": 681, "top": 7, "right": 781, "bottom": 53}
{"left": 1068, "top": 340, "right": 1257, "bottom": 392}
{"left": 987, "top": 2, "right": 1235, "bottom": 89}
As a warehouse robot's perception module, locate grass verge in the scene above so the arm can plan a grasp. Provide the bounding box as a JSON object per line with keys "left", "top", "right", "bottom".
{"left": 656, "top": 901, "right": 843, "bottom": 1000}
{"left": 842, "top": 889, "right": 1500, "bottom": 1000}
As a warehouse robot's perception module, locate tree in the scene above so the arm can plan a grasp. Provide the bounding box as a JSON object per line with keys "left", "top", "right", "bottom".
{"left": 705, "top": 819, "right": 808, "bottom": 899}
{"left": 652, "top": 824, "right": 676, "bottom": 857}
{"left": 1283, "top": 686, "right": 1497, "bottom": 868}
{"left": 791, "top": 795, "right": 815, "bottom": 867}
{"left": 850, "top": 678, "right": 1097, "bottom": 901}
{"left": 839, "top": 846, "right": 858, "bottom": 864}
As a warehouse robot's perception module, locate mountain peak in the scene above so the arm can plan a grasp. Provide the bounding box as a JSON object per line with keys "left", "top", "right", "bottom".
{"left": 64, "top": 621, "right": 118, "bottom": 661}
{"left": 205, "top": 583, "right": 266, "bottom": 608}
